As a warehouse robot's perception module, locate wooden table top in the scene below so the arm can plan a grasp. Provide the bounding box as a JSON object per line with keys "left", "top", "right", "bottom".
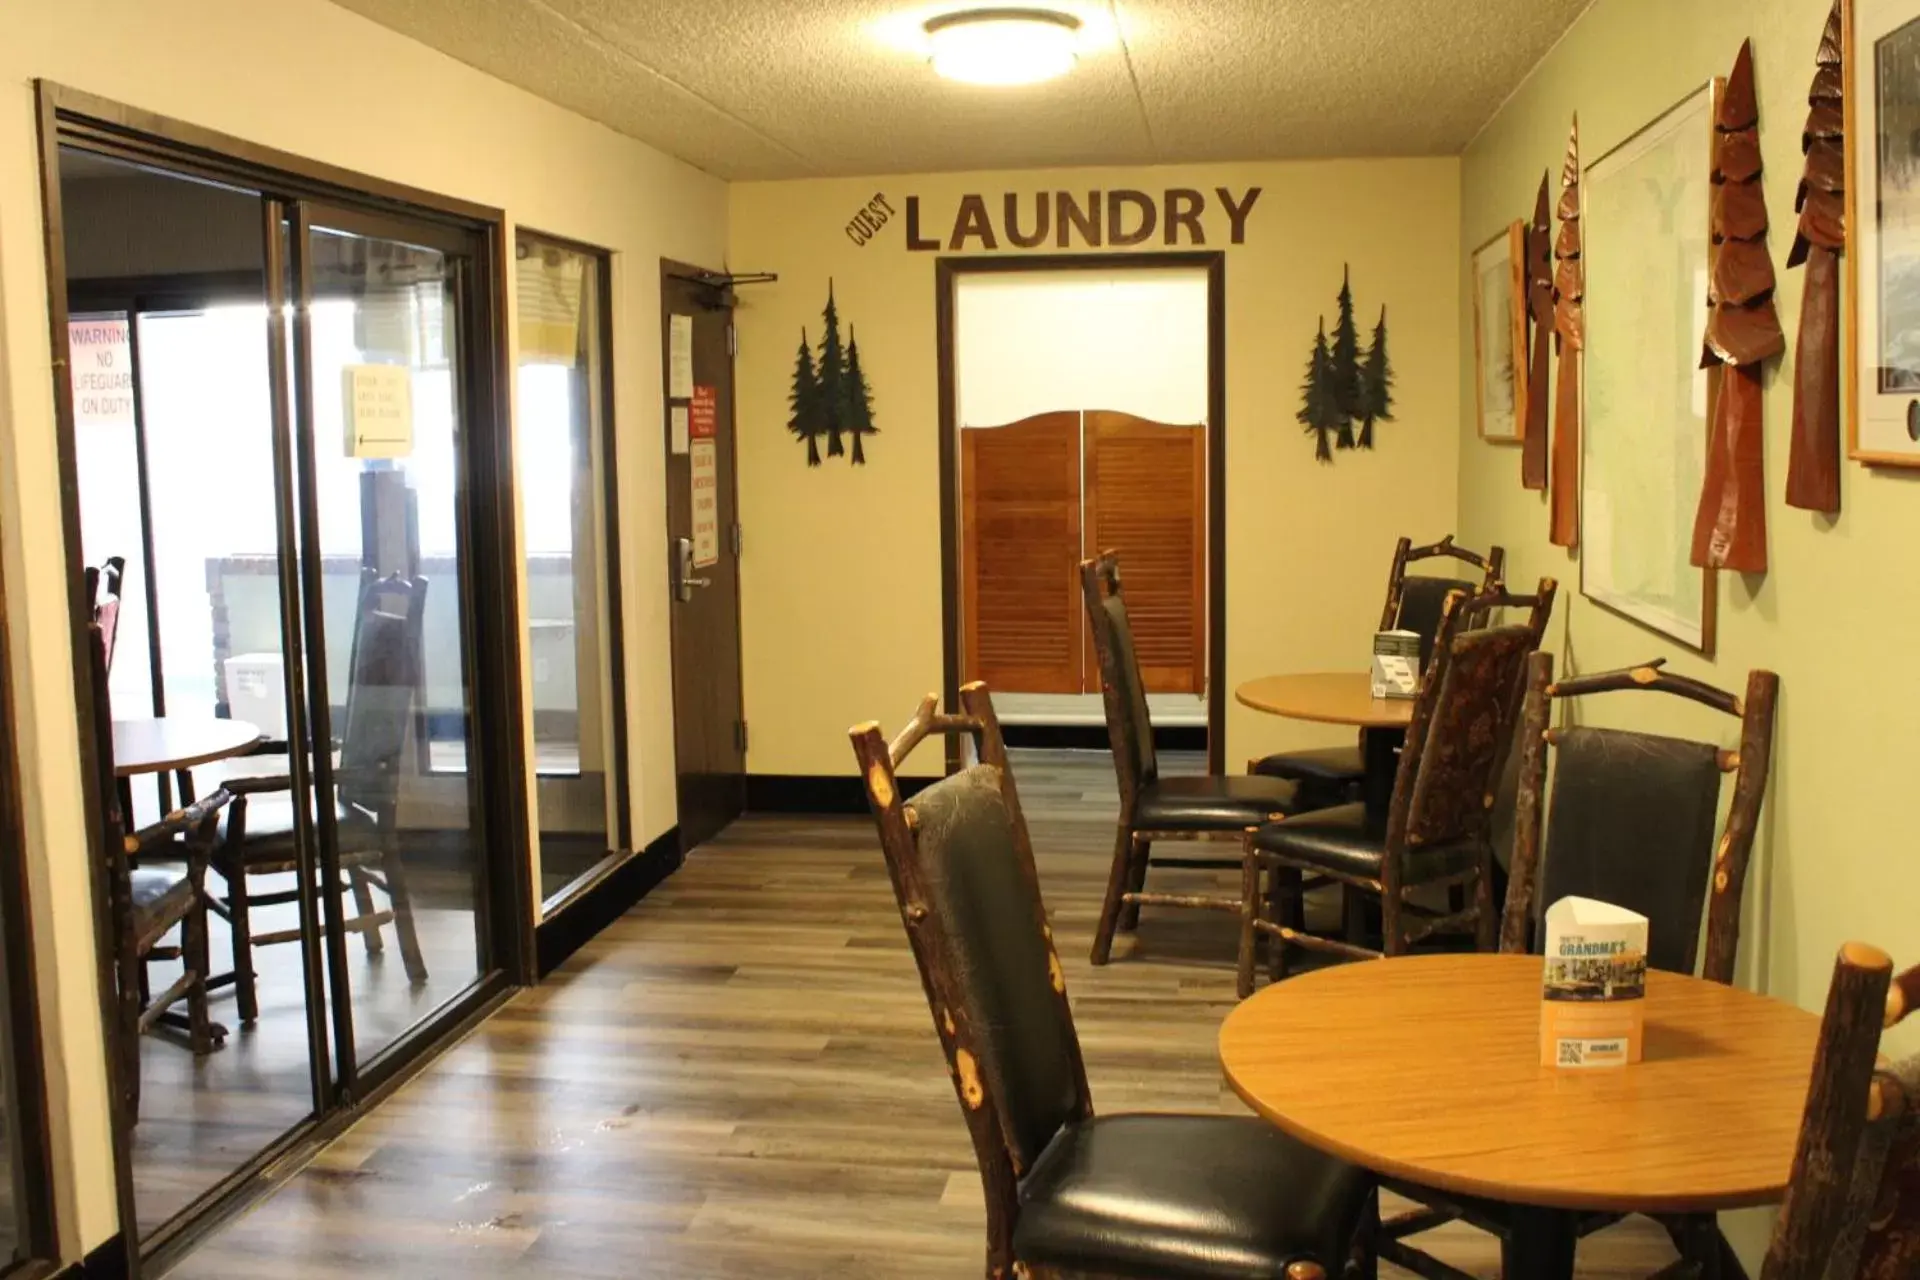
{"left": 1234, "top": 672, "right": 1414, "bottom": 729}
{"left": 1219, "top": 953, "right": 1820, "bottom": 1213}
{"left": 112, "top": 717, "right": 262, "bottom": 777}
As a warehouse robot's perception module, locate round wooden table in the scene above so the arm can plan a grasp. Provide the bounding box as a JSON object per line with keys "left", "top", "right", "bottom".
{"left": 1220, "top": 953, "right": 1819, "bottom": 1277}
{"left": 1234, "top": 672, "right": 1415, "bottom": 729}
{"left": 112, "top": 717, "right": 262, "bottom": 777}
{"left": 1235, "top": 673, "right": 1412, "bottom": 813}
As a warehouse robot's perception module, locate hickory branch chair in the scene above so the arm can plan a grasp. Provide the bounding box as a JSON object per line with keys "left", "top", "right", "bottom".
{"left": 1371, "top": 651, "right": 1780, "bottom": 1280}
{"left": 1754, "top": 942, "right": 1920, "bottom": 1280}
{"left": 1248, "top": 535, "right": 1506, "bottom": 796}
{"left": 1081, "top": 552, "right": 1302, "bottom": 970}
{"left": 86, "top": 621, "right": 229, "bottom": 1121}
{"left": 1239, "top": 579, "right": 1555, "bottom": 995}
{"left": 214, "top": 570, "right": 430, "bottom": 1022}
{"left": 851, "top": 682, "right": 1369, "bottom": 1280}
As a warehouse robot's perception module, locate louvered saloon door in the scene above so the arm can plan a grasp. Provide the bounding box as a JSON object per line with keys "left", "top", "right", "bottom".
{"left": 961, "top": 411, "right": 1083, "bottom": 693}
{"left": 1082, "top": 410, "right": 1206, "bottom": 694}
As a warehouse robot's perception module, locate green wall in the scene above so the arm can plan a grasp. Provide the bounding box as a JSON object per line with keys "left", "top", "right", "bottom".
{"left": 1460, "top": 0, "right": 1920, "bottom": 1259}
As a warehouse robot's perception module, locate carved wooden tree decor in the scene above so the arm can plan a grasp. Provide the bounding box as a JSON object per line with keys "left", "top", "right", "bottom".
{"left": 1522, "top": 172, "right": 1553, "bottom": 492}
{"left": 1693, "top": 41, "right": 1786, "bottom": 574}
{"left": 1550, "top": 124, "right": 1583, "bottom": 547}
{"left": 1786, "top": 0, "right": 1847, "bottom": 513}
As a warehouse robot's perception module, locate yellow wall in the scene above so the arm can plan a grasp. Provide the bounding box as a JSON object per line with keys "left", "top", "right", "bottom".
{"left": 0, "top": 0, "right": 724, "bottom": 1256}
{"left": 1459, "top": 0, "right": 1920, "bottom": 1258}
{"left": 730, "top": 160, "right": 1462, "bottom": 776}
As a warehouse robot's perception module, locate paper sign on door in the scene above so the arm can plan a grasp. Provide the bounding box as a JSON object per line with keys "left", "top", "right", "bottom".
{"left": 690, "top": 438, "right": 719, "bottom": 568}
{"left": 343, "top": 364, "right": 413, "bottom": 458}
{"left": 669, "top": 313, "right": 695, "bottom": 399}
{"left": 691, "top": 384, "right": 717, "bottom": 439}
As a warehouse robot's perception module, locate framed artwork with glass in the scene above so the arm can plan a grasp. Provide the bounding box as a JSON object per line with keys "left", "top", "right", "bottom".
{"left": 1851, "top": 0, "right": 1920, "bottom": 463}
{"left": 1472, "top": 221, "right": 1527, "bottom": 444}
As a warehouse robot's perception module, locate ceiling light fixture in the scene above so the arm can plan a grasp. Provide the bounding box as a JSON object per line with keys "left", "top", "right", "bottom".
{"left": 924, "top": 8, "right": 1081, "bottom": 87}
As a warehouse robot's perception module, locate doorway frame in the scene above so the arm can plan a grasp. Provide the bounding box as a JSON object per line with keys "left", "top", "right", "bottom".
{"left": 32, "top": 81, "right": 537, "bottom": 1273}
{"left": 935, "top": 251, "right": 1228, "bottom": 774}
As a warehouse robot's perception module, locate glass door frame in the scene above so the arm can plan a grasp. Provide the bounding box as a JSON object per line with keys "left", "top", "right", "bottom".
{"left": 515, "top": 229, "right": 633, "bottom": 916}
{"left": 33, "top": 81, "right": 538, "bottom": 1273}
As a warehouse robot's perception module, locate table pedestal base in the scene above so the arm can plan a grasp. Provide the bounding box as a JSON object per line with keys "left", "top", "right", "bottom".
{"left": 1502, "top": 1206, "right": 1577, "bottom": 1279}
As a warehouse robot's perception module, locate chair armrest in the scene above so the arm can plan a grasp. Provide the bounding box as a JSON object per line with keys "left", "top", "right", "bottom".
{"left": 223, "top": 772, "right": 295, "bottom": 797}
{"left": 126, "top": 788, "right": 233, "bottom": 855}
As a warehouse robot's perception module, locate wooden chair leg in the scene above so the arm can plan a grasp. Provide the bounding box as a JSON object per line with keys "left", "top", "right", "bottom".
{"left": 1268, "top": 863, "right": 1299, "bottom": 985}
{"left": 1090, "top": 822, "right": 1134, "bottom": 965}
{"left": 1236, "top": 839, "right": 1260, "bottom": 999}
{"left": 223, "top": 861, "right": 259, "bottom": 1024}
{"left": 1118, "top": 834, "right": 1151, "bottom": 932}
{"left": 379, "top": 844, "right": 429, "bottom": 987}
{"left": 1382, "top": 887, "right": 1405, "bottom": 958}
{"left": 185, "top": 892, "right": 216, "bottom": 1056}
{"left": 348, "top": 865, "right": 385, "bottom": 956}
{"left": 1474, "top": 849, "right": 1497, "bottom": 953}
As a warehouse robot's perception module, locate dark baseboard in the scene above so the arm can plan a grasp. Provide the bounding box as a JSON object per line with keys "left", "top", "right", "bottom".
{"left": 1001, "top": 723, "right": 1206, "bottom": 752}
{"left": 745, "top": 774, "right": 938, "bottom": 815}
{"left": 51, "top": 1232, "right": 128, "bottom": 1280}
{"left": 535, "top": 826, "right": 682, "bottom": 977}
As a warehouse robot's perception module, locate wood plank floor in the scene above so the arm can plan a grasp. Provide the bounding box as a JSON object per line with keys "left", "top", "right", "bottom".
{"left": 173, "top": 750, "right": 1679, "bottom": 1278}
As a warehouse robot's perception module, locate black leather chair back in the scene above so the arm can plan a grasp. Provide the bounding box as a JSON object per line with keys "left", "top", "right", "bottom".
{"left": 907, "top": 765, "right": 1082, "bottom": 1172}
{"left": 338, "top": 572, "right": 428, "bottom": 809}
{"left": 1098, "top": 595, "right": 1157, "bottom": 790}
{"left": 1081, "top": 555, "right": 1159, "bottom": 807}
{"left": 1395, "top": 576, "right": 1478, "bottom": 668}
{"left": 1536, "top": 726, "right": 1722, "bottom": 974}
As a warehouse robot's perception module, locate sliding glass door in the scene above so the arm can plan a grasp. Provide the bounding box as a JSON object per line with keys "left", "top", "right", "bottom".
{"left": 289, "top": 204, "right": 490, "bottom": 1074}
{"left": 47, "top": 106, "right": 529, "bottom": 1257}
{"left": 515, "top": 234, "right": 629, "bottom": 912}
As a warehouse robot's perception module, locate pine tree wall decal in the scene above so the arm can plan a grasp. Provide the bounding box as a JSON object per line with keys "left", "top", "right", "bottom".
{"left": 817, "top": 281, "right": 848, "bottom": 458}
{"left": 1298, "top": 319, "right": 1339, "bottom": 463}
{"left": 1357, "top": 305, "right": 1395, "bottom": 448}
{"left": 845, "top": 327, "right": 878, "bottom": 465}
{"left": 787, "top": 327, "right": 824, "bottom": 466}
{"left": 1329, "top": 266, "right": 1362, "bottom": 449}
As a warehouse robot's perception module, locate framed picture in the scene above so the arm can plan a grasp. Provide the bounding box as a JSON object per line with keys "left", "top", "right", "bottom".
{"left": 1579, "top": 81, "right": 1720, "bottom": 654}
{"left": 1472, "top": 222, "right": 1527, "bottom": 443}
{"left": 1849, "top": 0, "right": 1920, "bottom": 464}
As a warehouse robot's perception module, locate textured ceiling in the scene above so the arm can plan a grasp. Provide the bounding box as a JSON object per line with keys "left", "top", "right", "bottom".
{"left": 330, "top": 0, "right": 1593, "bottom": 180}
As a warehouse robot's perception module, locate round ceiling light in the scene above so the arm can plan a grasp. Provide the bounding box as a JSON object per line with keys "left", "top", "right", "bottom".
{"left": 924, "top": 8, "right": 1081, "bottom": 86}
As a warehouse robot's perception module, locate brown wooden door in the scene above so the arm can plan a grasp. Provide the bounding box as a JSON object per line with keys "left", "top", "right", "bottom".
{"left": 961, "top": 411, "right": 1083, "bottom": 693}
{"left": 661, "top": 265, "right": 744, "bottom": 852}
{"left": 1082, "top": 410, "right": 1206, "bottom": 694}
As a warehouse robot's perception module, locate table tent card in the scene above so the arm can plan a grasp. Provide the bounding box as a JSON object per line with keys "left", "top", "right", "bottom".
{"left": 1370, "top": 630, "right": 1420, "bottom": 699}
{"left": 1540, "top": 896, "right": 1648, "bottom": 1069}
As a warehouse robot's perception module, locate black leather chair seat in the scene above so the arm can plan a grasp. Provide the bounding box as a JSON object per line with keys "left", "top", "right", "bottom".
{"left": 1014, "top": 1113, "right": 1370, "bottom": 1279}
{"left": 130, "top": 866, "right": 192, "bottom": 915}
{"left": 1248, "top": 745, "right": 1365, "bottom": 785}
{"left": 1250, "top": 803, "right": 1480, "bottom": 882}
{"left": 1134, "top": 775, "right": 1297, "bottom": 832}
{"left": 218, "top": 788, "right": 382, "bottom": 871}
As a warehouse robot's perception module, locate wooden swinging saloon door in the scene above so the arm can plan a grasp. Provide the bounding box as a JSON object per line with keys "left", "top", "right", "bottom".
{"left": 960, "top": 410, "right": 1205, "bottom": 696}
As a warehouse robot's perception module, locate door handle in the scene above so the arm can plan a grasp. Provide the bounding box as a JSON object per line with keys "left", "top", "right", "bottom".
{"left": 674, "top": 536, "right": 712, "bottom": 602}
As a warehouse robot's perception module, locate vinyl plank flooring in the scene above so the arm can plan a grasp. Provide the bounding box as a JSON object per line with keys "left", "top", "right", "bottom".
{"left": 173, "top": 749, "right": 1677, "bottom": 1278}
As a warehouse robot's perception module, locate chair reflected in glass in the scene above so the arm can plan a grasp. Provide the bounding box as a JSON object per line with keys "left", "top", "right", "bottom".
{"left": 84, "top": 621, "right": 227, "bottom": 1122}
{"left": 214, "top": 570, "right": 429, "bottom": 1024}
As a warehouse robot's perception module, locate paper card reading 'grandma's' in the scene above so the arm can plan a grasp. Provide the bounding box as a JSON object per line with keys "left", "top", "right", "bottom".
{"left": 1540, "top": 896, "right": 1648, "bottom": 1069}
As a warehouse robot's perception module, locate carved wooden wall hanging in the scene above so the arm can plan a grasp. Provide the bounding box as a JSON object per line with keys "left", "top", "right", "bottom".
{"left": 1693, "top": 42, "right": 1785, "bottom": 573}
{"left": 1523, "top": 173, "right": 1553, "bottom": 491}
{"left": 1550, "top": 124, "right": 1582, "bottom": 547}
{"left": 1786, "top": 0, "right": 1846, "bottom": 513}
{"left": 786, "top": 280, "right": 879, "bottom": 467}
